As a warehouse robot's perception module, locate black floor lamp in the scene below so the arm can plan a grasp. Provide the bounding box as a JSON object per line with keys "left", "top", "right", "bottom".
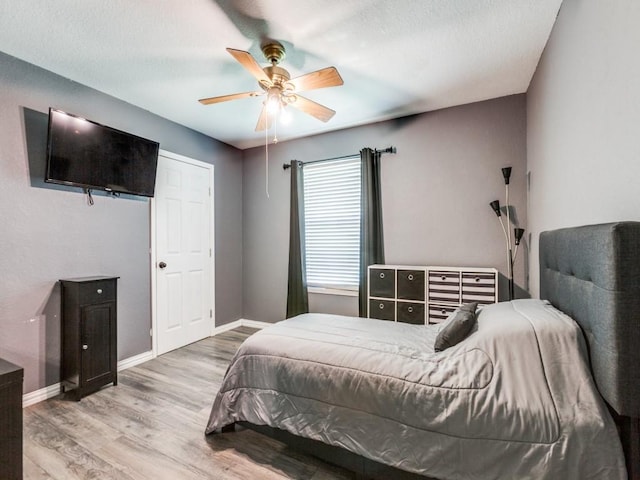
{"left": 490, "top": 167, "right": 525, "bottom": 301}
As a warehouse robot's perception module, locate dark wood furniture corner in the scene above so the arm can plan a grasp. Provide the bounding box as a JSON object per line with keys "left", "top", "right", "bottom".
{"left": 60, "top": 276, "right": 118, "bottom": 400}
{"left": 0, "top": 358, "right": 23, "bottom": 480}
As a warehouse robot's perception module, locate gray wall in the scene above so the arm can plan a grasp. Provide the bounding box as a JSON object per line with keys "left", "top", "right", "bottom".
{"left": 526, "top": 0, "right": 640, "bottom": 298}
{"left": 243, "top": 95, "right": 527, "bottom": 323}
{"left": 0, "top": 52, "right": 243, "bottom": 393}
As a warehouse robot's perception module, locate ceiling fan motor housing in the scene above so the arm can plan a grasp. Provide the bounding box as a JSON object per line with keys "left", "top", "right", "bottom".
{"left": 261, "top": 42, "right": 286, "bottom": 65}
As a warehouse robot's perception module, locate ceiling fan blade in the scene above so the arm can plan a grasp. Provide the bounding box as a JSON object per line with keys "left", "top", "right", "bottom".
{"left": 289, "top": 95, "right": 336, "bottom": 122}
{"left": 255, "top": 105, "right": 273, "bottom": 131}
{"left": 198, "top": 91, "right": 262, "bottom": 105}
{"left": 226, "top": 48, "right": 271, "bottom": 85}
{"left": 288, "top": 67, "right": 344, "bottom": 92}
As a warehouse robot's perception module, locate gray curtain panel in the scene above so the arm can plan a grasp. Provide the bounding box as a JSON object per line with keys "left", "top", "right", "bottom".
{"left": 286, "top": 160, "right": 309, "bottom": 318}
{"left": 359, "top": 148, "right": 385, "bottom": 317}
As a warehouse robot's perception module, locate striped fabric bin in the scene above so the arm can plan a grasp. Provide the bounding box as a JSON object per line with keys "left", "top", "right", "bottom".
{"left": 461, "top": 272, "right": 497, "bottom": 304}
{"left": 428, "top": 271, "right": 461, "bottom": 304}
{"left": 427, "top": 303, "right": 458, "bottom": 324}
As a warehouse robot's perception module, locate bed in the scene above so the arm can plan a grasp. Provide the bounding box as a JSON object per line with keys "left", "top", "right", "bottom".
{"left": 206, "top": 222, "right": 640, "bottom": 479}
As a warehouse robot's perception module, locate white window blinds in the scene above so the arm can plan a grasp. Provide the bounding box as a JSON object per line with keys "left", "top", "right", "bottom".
{"left": 303, "top": 157, "right": 361, "bottom": 289}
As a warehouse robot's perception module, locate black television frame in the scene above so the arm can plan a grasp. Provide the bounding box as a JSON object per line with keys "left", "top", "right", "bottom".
{"left": 45, "top": 108, "right": 160, "bottom": 198}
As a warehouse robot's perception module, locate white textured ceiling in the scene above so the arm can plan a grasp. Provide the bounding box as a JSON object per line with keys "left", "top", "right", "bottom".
{"left": 0, "top": 1, "right": 562, "bottom": 150}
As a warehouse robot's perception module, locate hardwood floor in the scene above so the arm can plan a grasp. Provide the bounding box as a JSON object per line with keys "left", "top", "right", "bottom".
{"left": 23, "top": 327, "right": 354, "bottom": 480}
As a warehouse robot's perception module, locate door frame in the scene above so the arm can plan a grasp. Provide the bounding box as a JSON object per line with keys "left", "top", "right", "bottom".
{"left": 150, "top": 149, "right": 215, "bottom": 358}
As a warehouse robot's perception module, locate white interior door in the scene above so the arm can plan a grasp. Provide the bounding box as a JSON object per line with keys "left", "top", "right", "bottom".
{"left": 153, "top": 151, "right": 214, "bottom": 355}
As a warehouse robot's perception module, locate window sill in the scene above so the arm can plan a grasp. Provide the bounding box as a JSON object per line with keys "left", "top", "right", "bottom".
{"left": 308, "top": 286, "right": 358, "bottom": 297}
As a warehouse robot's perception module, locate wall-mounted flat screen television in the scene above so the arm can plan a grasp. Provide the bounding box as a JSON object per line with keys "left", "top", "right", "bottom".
{"left": 45, "top": 108, "right": 160, "bottom": 197}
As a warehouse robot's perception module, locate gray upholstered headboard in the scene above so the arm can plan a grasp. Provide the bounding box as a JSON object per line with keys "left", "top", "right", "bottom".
{"left": 539, "top": 222, "right": 640, "bottom": 418}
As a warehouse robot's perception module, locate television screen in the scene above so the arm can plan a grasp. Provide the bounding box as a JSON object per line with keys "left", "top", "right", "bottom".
{"left": 45, "top": 108, "right": 160, "bottom": 197}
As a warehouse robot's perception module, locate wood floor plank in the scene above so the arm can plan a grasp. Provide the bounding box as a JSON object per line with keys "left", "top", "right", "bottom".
{"left": 23, "top": 455, "right": 52, "bottom": 480}
{"left": 27, "top": 399, "right": 122, "bottom": 453}
{"left": 23, "top": 408, "right": 137, "bottom": 480}
{"left": 94, "top": 434, "right": 214, "bottom": 480}
{"left": 24, "top": 328, "right": 356, "bottom": 480}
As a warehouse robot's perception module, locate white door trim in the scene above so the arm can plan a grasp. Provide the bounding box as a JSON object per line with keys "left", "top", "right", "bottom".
{"left": 150, "top": 149, "right": 215, "bottom": 358}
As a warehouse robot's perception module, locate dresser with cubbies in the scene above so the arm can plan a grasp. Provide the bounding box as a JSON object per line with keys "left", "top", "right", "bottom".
{"left": 367, "top": 265, "right": 498, "bottom": 324}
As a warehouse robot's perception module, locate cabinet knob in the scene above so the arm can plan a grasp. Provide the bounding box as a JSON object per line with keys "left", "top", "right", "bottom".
{"left": 159, "top": 262, "right": 167, "bottom": 269}
{"left": 441, "top": 276, "right": 446, "bottom": 281}
{"left": 96, "top": 289, "right": 103, "bottom": 294}
{"left": 379, "top": 272, "right": 385, "bottom": 279}
{"left": 82, "top": 344, "right": 88, "bottom": 350}
{"left": 379, "top": 303, "right": 385, "bottom": 310}
{"left": 441, "top": 309, "right": 447, "bottom": 315}
{"left": 408, "top": 274, "right": 414, "bottom": 281}
{"left": 475, "top": 277, "right": 480, "bottom": 282}
{"left": 408, "top": 306, "right": 413, "bottom": 313}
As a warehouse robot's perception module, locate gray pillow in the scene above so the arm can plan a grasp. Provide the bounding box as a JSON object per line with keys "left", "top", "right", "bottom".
{"left": 459, "top": 302, "right": 478, "bottom": 314}
{"left": 434, "top": 302, "right": 478, "bottom": 352}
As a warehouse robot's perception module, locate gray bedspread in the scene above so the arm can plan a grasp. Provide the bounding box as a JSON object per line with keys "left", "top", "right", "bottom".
{"left": 206, "top": 299, "right": 626, "bottom": 479}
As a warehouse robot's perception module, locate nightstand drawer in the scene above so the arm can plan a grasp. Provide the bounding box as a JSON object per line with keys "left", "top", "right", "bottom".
{"left": 78, "top": 280, "right": 117, "bottom": 304}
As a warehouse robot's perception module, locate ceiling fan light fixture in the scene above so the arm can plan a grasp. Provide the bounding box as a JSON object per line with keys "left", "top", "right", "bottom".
{"left": 279, "top": 107, "right": 292, "bottom": 125}
{"left": 265, "top": 87, "right": 281, "bottom": 114}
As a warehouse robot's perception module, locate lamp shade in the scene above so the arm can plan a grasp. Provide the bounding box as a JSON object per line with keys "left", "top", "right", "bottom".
{"left": 489, "top": 200, "right": 501, "bottom": 217}
{"left": 514, "top": 228, "right": 525, "bottom": 245}
{"left": 501, "top": 167, "right": 512, "bottom": 185}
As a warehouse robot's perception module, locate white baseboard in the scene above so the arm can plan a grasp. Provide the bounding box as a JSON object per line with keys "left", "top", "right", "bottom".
{"left": 22, "top": 383, "right": 62, "bottom": 408}
{"left": 24, "top": 320, "right": 268, "bottom": 407}
{"left": 211, "top": 318, "right": 243, "bottom": 335}
{"left": 117, "top": 350, "right": 154, "bottom": 371}
{"left": 23, "top": 350, "right": 154, "bottom": 408}
{"left": 239, "top": 318, "right": 272, "bottom": 329}
{"left": 211, "top": 318, "right": 271, "bottom": 336}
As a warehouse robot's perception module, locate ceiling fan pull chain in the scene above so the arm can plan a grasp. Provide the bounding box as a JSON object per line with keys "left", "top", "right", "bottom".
{"left": 273, "top": 116, "right": 278, "bottom": 144}
{"left": 265, "top": 124, "right": 270, "bottom": 198}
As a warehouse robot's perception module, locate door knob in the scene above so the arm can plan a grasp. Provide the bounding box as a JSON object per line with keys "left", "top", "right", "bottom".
{"left": 158, "top": 262, "right": 167, "bottom": 269}
{"left": 82, "top": 344, "right": 88, "bottom": 350}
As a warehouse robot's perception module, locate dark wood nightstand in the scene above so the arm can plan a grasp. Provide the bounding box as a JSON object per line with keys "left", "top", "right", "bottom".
{"left": 60, "top": 276, "right": 118, "bottom": 400}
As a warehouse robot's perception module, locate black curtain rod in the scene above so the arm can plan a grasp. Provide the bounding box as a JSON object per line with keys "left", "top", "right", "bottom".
{"left": 282, "top": 146, "right": 396, "bottom": 170}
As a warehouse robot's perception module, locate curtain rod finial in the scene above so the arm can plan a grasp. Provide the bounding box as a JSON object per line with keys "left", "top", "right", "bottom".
{"left": 374, "top": 146, "right": 396, "bottom": 154}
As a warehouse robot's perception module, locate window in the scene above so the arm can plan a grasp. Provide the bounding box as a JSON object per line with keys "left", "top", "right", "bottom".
{"left": 303, "top": 157, "right": 361, "bottom": 292}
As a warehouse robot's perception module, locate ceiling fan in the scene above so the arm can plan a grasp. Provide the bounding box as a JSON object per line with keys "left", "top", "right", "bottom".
{"left": 198, "top": 41, "right": 344, "bottom": 131}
